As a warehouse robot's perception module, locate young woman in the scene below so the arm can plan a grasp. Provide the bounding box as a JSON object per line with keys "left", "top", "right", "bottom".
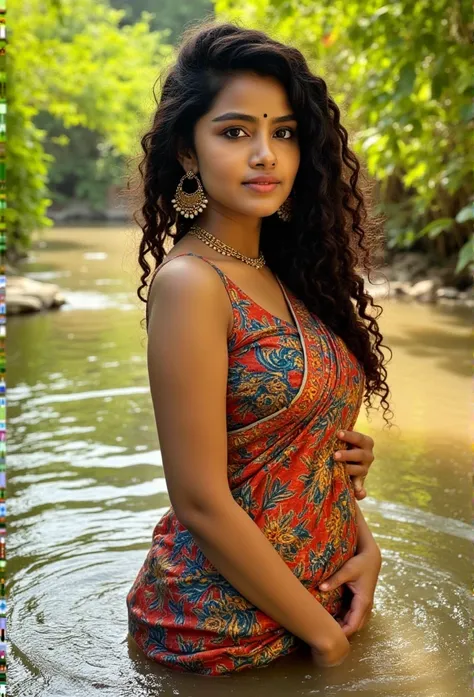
{"left": 127, "top": 21, "right": 391, "bottom": 676}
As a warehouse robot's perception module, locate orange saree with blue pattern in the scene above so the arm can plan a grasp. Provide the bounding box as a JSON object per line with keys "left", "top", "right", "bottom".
{"left": 127, "top": 252, "right": 366, "bottom": 675}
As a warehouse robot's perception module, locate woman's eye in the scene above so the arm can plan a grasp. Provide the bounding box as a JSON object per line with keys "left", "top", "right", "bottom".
{"left": 223, "top": 127, "right": 247, "bottom": 139}
{"left": 222, "top": 127, "right": 296, "bottom": 140}
{"left": 275, "top": 127, "right": 295, "bottom": 139}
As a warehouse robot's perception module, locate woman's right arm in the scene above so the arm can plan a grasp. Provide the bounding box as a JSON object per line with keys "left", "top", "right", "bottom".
{"left": 147, "top": 257, "right": 350, "bottom": 667}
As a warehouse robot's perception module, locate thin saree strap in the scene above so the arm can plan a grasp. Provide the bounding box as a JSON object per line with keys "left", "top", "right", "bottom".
{"left": 145, "top": 252, "right": 230, "bottom": 331}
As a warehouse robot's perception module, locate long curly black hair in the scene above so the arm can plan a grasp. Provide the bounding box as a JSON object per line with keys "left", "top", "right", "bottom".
{"left": 131, "top": 19, "right": 394, "bottom": 428}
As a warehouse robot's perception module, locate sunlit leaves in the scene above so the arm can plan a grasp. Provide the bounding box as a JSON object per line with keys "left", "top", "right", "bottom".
{"left": 8, "top": 0, "right": 173, "bottom": 253}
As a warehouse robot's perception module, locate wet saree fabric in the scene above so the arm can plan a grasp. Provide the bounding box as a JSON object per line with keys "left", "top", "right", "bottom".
{"left": 127, "top": 252, "right": 366, "bottom": 675}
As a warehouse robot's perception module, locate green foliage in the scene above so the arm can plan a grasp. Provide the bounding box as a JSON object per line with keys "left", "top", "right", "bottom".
{"left": 455, "top": 236, "right": 474, "bottom": 274}
{"left": 8, "top": 0, "right": 174, "bottom": 255}
{"left": 455, "top": 202, "right": 474, "bottom": 224}
{"left": 43, "top": 0, "right": 214, "bottom": 214}
{"left": 216, "top": 0, "right": 474, "bottom": 270}
{"left": 109, "top": 0, "right": 215, "bottom": 44}
{"left": 7, "top": 24, "right": 54, "bottom": 254}
{"left": 39, "top": 118, "right": 125, "bottom": 213}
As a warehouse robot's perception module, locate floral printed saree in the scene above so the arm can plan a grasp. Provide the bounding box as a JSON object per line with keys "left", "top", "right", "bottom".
{"left": 127, "top": 252, "right": 366, "bottom": 675}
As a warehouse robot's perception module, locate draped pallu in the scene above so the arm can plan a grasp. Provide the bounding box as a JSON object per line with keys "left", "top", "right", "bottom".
{"left": 127, "top": 253, "right": 366, "bottom": 675}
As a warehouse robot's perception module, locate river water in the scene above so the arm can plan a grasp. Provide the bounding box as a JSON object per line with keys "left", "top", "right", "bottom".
{"left": 8, "top": 225, "right": 472, "bottom": 697}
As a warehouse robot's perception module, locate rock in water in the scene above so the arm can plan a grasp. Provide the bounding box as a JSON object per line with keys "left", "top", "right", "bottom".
{"left": 6, "top": 276, "right": 67, "bottom": 315}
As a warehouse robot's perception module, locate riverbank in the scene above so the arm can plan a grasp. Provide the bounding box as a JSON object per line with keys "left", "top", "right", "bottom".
{"left": 364, "top": 250, "right": 473, "bottom": 308}
{"left": 6, "top": 249, "right": 473, "bottom": 315}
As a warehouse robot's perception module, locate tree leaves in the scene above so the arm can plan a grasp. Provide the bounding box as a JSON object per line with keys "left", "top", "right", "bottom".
{"left": 455, "top": 236, "right": 474, "bottom": 274}
{"left": 397, "top": 63, "right": 416, "bottom": 98}
{"left": 418, "top": 218, "right": 455, "bottom": 239}
{"left": 8, "top": 0, "right": 174, "bottom": 254}
{"left": 455, "top": 203, "right": 474, "bottom": 224}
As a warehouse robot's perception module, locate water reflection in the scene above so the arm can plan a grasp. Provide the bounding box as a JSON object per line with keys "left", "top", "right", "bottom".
{"left": 8, "top": 226, "right": 471, "bottom": 696}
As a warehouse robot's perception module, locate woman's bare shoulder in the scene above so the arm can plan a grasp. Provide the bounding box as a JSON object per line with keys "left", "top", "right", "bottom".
{"left": 147, "top": 251, "right": 232, "bottom": 335}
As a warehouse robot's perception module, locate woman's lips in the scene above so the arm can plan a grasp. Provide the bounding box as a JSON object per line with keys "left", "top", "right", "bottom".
{"left": 243, "top": 182, "right": 279, "bottom": 193}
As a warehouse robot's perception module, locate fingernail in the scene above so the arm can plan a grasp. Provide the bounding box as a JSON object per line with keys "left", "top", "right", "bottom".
{"left": 338, "top": 431, "right": 344, "bottom": 438}
{"left": 334, "top": 452, "right": 341, "bottom": 459}
{"left": 320, "top": 583, "right": 329, "bottom": 590}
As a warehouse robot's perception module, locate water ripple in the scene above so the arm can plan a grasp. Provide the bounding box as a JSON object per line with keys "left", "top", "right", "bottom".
{"left": 361, "top": 497, "right": 473, "bottom": 542}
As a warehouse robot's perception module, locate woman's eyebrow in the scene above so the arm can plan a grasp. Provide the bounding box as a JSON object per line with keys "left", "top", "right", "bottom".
{"left": 211, "top": 112, "right": 296, "bottom": 124}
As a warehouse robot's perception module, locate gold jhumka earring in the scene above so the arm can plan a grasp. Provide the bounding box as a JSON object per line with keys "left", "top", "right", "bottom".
{"left": 171, "top": 170, "right": 208, "bottom": 219}
{"left": 276, "top": 191, "right": 294, "bottom": 222}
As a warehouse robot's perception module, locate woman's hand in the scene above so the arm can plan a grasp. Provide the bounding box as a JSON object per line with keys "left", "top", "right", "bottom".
{"left": 334, "top": 429, "right": 375, "bottom": 500}
{"left": 318, "top": 544, "right": 382, "bottom": 638}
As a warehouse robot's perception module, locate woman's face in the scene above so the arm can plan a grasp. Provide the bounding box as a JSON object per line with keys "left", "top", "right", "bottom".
{"left": 182, "top": 72, "right": 300, "bottom": 222}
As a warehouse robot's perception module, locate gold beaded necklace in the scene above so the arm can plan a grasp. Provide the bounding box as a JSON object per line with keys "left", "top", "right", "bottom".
{"left": 188, "top": 222, "right": 266, "bottom": 270}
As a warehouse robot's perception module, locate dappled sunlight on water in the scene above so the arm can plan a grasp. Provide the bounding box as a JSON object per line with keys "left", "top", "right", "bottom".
{"left": 8, "top": 226, "right": 471, "bottom": 696}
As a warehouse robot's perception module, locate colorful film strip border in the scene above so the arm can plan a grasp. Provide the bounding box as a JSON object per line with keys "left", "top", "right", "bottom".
{"left": 0, "top": 0, "right": 5, "bottom": 694}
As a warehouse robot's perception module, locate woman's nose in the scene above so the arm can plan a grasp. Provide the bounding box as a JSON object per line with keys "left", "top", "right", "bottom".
{"left": 250, "top": 143, "right": 277, "bottom": 168}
